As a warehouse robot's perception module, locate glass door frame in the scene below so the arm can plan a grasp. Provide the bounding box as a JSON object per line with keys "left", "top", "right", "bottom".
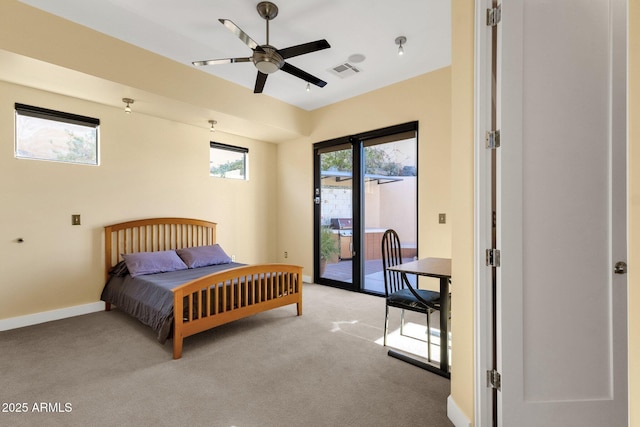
{"left": 313, "top": 135, "right": 361, "bottom": 291}
{"left": 313, "top": 121, "right": 419, "bottom": 293}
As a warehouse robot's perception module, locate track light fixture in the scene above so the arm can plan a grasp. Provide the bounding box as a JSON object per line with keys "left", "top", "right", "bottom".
{"left": 395, "top": 36, "right": 406, "bottom": 56}
{"left": 208, "top": 120, "right": 217, "bottom": 132}
{"left": 306, "top": 82, "right": 311, "bottom": 92}
{"left": 122, "top": 98, "right": 134, "bottom": 114}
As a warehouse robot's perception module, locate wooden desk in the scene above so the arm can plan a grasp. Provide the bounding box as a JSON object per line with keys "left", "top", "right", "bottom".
{"left": 386, "top": 257, "right": 451, "bottom": 378}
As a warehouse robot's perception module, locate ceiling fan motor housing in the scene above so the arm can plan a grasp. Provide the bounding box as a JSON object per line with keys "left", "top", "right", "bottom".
{"left": 253, "top": 45, "right": 284, "bottom": 74}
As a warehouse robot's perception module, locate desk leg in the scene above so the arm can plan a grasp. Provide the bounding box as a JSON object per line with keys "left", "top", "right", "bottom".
{"left": 388, "top": 349, "right": 451, "bottom": 379}
{"left": 440, "top": 277, "right": 450, "bottom": 373}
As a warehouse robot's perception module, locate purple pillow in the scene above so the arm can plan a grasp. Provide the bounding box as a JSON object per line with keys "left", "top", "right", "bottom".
{"left": 122, "top": 250, "right": 188, "bottom": 278}
{"left": 176, "top": 244, "right": 232, "bottom": 269}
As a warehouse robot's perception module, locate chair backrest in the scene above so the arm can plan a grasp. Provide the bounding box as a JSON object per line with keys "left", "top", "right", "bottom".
{"left": 381, "top": 229, "right": 406, "bottom": 297}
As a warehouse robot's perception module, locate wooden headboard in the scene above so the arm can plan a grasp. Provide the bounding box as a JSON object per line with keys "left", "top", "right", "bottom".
{"left": 104, "top": 217, "right": 217, "bottom": 278}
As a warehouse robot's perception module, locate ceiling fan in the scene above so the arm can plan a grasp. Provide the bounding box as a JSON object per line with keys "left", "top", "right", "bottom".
{"left": 192, "top": 1, "right": 331, "bottom": 94}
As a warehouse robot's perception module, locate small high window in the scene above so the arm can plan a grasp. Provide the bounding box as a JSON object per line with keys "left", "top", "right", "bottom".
{"left": 15, "top": 103, "right": 100, "bottom": 166}
{"left": 209, "top": 142, "right": 249, "bottom": 180}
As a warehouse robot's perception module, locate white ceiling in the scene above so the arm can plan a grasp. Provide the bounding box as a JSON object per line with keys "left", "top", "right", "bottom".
{"left": 18, "top": 0, "right": 451, "bottom": 111}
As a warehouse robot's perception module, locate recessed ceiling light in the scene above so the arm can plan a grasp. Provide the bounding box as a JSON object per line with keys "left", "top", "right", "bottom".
{"left": 348, "top": 53, "right": 366, "bottom": 63}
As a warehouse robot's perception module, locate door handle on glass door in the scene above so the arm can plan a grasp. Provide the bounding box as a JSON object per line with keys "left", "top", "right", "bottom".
{"left": 614, "top": 261, "right": 627, "bottom": 274}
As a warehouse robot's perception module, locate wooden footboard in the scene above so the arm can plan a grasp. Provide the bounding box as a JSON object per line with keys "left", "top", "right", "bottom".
{"left": 172, "top": 263, "right": 303, "bottom": 359}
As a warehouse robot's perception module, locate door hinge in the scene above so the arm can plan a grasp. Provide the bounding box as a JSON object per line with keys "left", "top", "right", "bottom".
{"left": 486, "top": 248, "right": 501, "bottom": 267}
{"left": 487, "top": 369, "right": 502, "bottom": 390}
{"left": 486, "top": 130, "right": 501, "bottom": 149}
{"left": 486, "top": 5, "right": 502, "bottom": 27}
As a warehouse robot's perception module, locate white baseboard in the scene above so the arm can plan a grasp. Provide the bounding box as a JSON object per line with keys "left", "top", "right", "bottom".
{"left": 302, "top": 274, "right": 312, "bottom": 283}
{"left": 447, "top": 395, "right": 472, "bottom": 427}
{"left": 0, "top": 302, "right": 105, "bottom": 331}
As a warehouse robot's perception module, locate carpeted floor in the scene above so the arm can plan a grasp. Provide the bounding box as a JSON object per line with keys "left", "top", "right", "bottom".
{"left": 0, "top": 283, "right": 453, "bottom": 427}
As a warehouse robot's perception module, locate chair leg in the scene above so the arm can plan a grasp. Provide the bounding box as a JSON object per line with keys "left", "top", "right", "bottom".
{"left": 400, "top": 310, "right": 405, "bottom": 336}
{"left": 384, "top": 305, "right": 390, "bottom": 346}
{"left": 426, "top": 310, "right": 432, "bottom": 362}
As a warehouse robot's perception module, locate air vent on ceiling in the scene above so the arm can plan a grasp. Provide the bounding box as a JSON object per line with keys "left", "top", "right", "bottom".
{"left": 328, "top": 62, "right": 361, "bottom": 78}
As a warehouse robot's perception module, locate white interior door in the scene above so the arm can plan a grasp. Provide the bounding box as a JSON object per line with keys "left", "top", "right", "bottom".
{"left": 496, "top": 0, "right": 628, "bottom": 426}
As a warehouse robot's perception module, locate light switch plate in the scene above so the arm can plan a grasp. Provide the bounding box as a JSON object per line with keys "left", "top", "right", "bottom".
{"left": 72, "top": 214, "right": 81, "bottom": 225}
{"left": 438, "top": 213, "right": 446, "bottom": 224}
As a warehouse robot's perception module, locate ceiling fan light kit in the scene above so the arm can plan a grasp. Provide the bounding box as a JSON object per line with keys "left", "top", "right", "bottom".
{"left": 192, "top": 1, "right": 330, "bottom": 94}
{"left": 253, "top": 46, "right": 284, "bottom": 74}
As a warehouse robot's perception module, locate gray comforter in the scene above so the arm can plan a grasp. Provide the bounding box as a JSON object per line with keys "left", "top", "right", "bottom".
{"left": 101, "top": 262, "right": 246, "bottom": 343}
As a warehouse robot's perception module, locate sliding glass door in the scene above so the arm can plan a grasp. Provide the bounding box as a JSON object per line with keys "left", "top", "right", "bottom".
{"left": 361, "top": 132, "right": 418, "bottom": 293}
{"left": 316, "top": 143, "right": 354, "bottom": 286}
{"left": 313, "top": 123, "right": 418, "bottom": 294}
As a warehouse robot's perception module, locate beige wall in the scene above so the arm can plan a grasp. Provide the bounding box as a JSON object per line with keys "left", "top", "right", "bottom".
{"left": 1, "top": 0, "right": 454, "bottom": 332}
{"left": 450, "top": 0, "right": 475, "bottom": 422}
{"left": 0, "top": 0, "right": 307, "bottom": 321}
{"left": 629, "top": 1, "right": 639, "bottom": 426}
{"left": 0, "top": 80, "right": 279, "bottom": 319}
{"left": 276, "top": 68, "right": 452, "bottom": 288}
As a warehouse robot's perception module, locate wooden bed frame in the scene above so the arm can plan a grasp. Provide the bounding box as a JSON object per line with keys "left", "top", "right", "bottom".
{"left": 104, "top": 217, "right": 302, "bottom": 359}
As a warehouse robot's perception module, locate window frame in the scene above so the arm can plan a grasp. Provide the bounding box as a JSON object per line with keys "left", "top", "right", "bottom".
{"left": 14, "top": 103, "right": 100, "bottom": 166}
{"left": 209, "top": 141, "right": 249, "bottom": 180}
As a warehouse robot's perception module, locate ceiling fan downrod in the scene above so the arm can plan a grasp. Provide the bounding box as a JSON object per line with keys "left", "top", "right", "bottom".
{"left": 257, "top": 1, "right": 278, "bottom": 45}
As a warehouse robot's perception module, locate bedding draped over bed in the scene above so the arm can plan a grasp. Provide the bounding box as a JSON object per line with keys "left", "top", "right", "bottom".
{"left": 101, "top": 263, "right": 247, "bottom": 342}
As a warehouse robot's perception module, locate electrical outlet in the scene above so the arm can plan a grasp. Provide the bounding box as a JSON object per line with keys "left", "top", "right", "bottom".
{"left": 231, "top": 255, "right": 236, "bottom": 262}
{"left": 438, "top": 213, "right": 446, "bottom": 224}
{"left": 72, "top": 214, "right": 81, "bottom": 225}
{"left": 284, "top": 251, "right": 288, "bottom": 258}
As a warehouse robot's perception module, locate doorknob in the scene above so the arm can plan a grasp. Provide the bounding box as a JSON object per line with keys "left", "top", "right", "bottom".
{"left": 614, "top": 261, "right": 627, "bottom": 274}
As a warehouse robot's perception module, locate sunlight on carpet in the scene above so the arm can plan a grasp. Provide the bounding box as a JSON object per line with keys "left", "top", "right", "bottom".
{"left": 374, "top": 322, "right": 450, "bottom": 364}
{"left": 327, "top": 318, "right": 451, "bottom": 367}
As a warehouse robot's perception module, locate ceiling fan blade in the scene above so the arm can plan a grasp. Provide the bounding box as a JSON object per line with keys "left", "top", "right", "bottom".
{"left": 281, "top": 62, "right": 327, "bottom": 88}
{"left": 192, "top": 57, "right": 251, "bottom": 67}
{"left": 277, "top": 39, "right": 331, "bottom": 59}
{"left": 254, "top": 72, "right": 268, "bottom": 93}
{"left": 218, "top": 19, "right": 259, "bottom": 50}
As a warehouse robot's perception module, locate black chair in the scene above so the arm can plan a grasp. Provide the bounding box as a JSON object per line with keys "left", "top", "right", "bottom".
{"left": 381, "top": 229, "right": 441, "bottom": 361}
